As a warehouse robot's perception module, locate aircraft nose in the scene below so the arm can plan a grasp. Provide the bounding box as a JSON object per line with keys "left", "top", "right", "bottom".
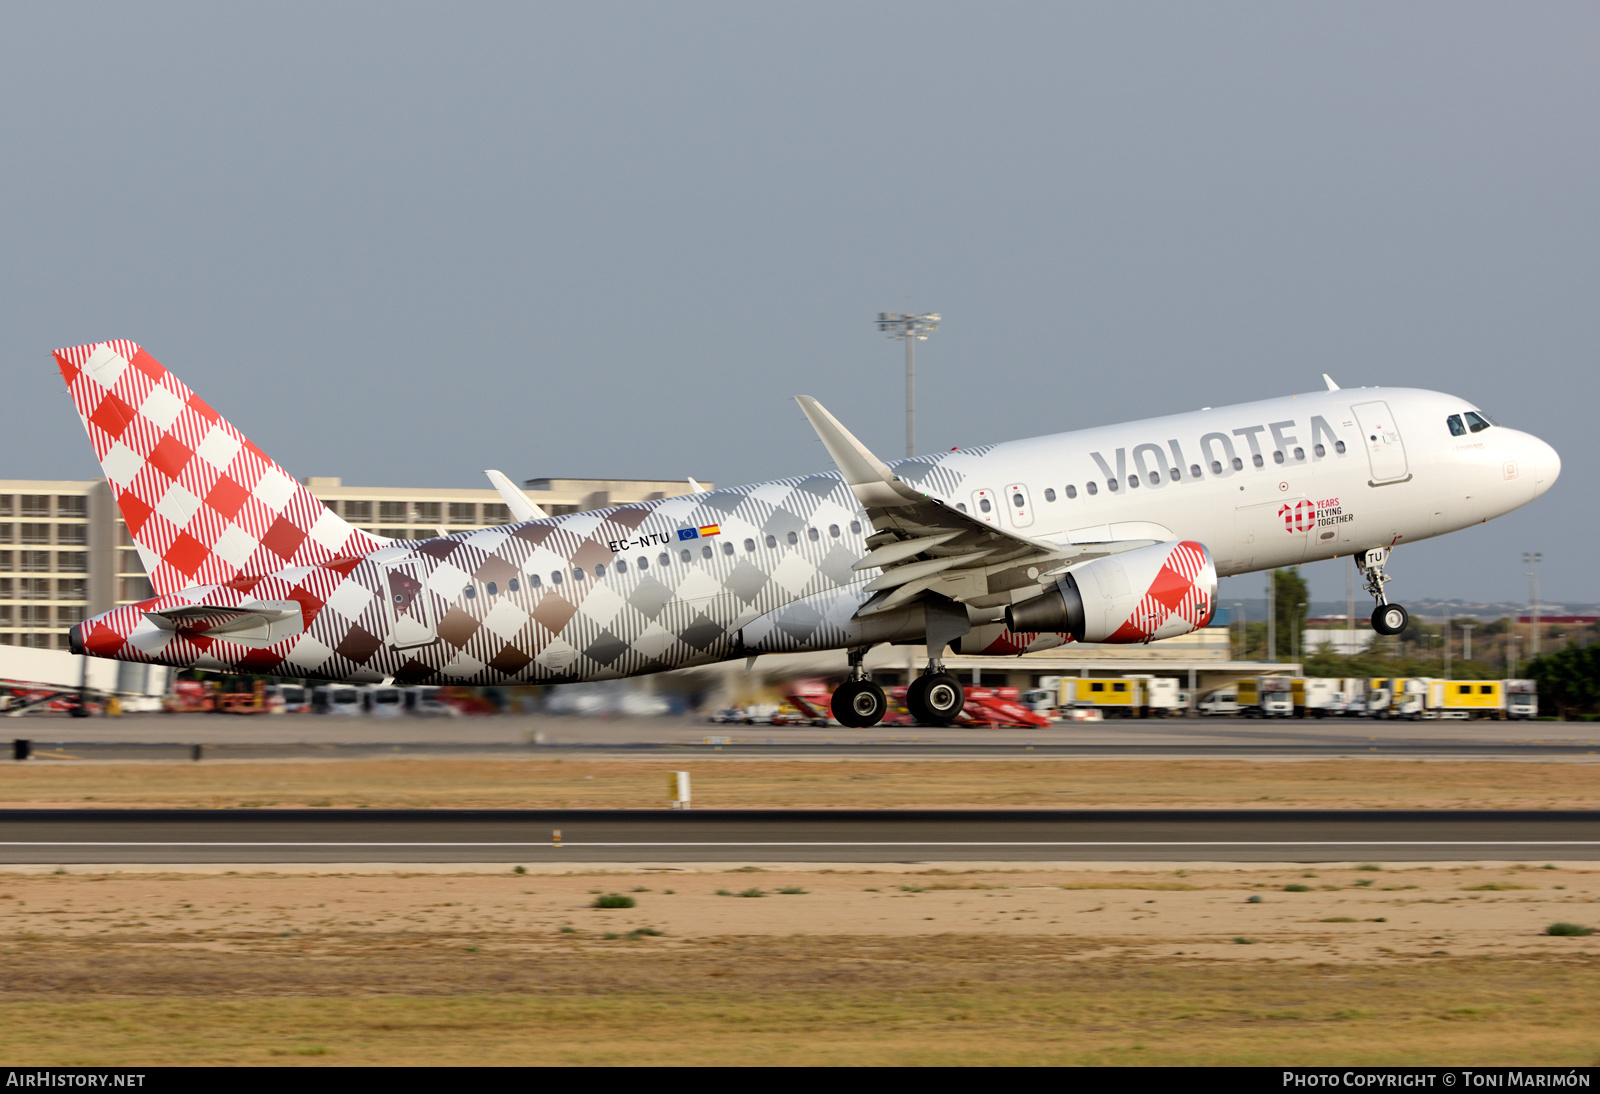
{"left": 1530, "top": 435, "right": 1560, "bottom": 496}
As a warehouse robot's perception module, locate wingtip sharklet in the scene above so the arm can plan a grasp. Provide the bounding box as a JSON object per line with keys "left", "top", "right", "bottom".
{"left": 794, "top": 395, "right": 918, "bottom": 507}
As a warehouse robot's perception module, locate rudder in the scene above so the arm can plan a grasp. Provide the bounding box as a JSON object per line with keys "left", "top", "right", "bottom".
{"left": 54, "top": 341, "right": 384, "bottom": 597}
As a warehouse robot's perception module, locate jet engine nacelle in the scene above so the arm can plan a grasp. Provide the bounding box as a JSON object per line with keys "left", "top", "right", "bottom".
{"left": 1004, "top": 540, "right": 1216, "bottom": 643}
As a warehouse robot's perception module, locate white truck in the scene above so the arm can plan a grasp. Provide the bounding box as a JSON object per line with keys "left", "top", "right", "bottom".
{"left": 1237, "top": 676, "right": 1295, "bottom": 717}
{"left": 1506, "top": 679, "right": 1538, "bottom": 719}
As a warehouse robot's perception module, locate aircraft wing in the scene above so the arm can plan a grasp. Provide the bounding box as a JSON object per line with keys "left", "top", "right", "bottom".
{"left": 794, "top": 396, "right": 1156, "bottom": 617}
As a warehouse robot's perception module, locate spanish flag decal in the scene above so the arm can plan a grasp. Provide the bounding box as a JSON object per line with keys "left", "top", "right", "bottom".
{"left": 698, "top": 524, "right": 721, "bottom": 537}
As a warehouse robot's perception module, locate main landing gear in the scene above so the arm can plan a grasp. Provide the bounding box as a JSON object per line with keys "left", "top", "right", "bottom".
{"left": 906, "top": 665, "right": 965, "bottom": 726}
{"left": 830, "top": 648, "right": 968, "bottom": 729}
{"left": 1358, "top": 547, "right": 1410, "bottom": 637}
{"left": 831, "top": 647, "right": 888, "bottom": 728}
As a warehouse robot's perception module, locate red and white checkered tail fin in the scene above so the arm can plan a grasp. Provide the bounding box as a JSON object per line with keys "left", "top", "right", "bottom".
{"left": 53, "top": 342, "right": 386, "bottom": 597}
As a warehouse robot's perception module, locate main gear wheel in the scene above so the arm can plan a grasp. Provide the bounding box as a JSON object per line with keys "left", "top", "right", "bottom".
{"left": 831, "top": 679, "right": 888, "bottom": 728}
{"left": 905, "top": 672, "right": 965, "bottom": 726}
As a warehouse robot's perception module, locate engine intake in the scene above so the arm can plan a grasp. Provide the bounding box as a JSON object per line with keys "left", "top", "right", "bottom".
{"left": 1004, "top": 540, "right": 1216, "bottom": 644}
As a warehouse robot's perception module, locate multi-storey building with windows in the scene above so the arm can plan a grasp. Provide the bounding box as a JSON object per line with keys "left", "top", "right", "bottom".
{"left": 0, "top": 476, "right": 708, "bottom": 649}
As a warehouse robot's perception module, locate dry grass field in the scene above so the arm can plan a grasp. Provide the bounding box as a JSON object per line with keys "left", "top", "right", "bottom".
{"left": 2, "top": 756, "right": 1599, "bottom": 810}
{"left": 0, "top": 862, "right": 1597, "bottom": 1065}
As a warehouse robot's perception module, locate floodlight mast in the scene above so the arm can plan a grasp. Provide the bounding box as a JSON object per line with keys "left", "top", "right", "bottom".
{"left": 877, "top": 312, "right": 940, "bottom": 458}
{"left": 1524, "top": 552, "right": 1543, "bottom": 657}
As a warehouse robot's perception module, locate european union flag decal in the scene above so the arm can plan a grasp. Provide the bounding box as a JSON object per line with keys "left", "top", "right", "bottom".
{"left": 677, "top": 527, "right": 700, "bottom": 541}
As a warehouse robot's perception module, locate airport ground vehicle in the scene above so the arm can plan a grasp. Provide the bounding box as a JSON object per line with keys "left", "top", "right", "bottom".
{"left": 1237, "top": 677, "right": 1295, "bottom": 717}
{"left": 1058, "top": 677, "right": 1165, "bottom": 717}
{"left": 312, "top": 685, "right": 364, "bottom": 716}
{"left": 364, "top": 686, "right": 405, "bottom": 717}
{"left": 1292, "top": 677, "right": 1343, "bottom": 717}
{"left": 404, "top": 686, "right": 461, "bottom": 716}
{"left": 265, "top": 684, "right": 311, "bottom": 713}
{"left": 1197, "top": 686, "right": 1240, "bottom": 716}
{"left": 1507, "top": 679, "right": 1538, "bottom": 719}
{"left": 1425, "top": 679, "right": 1504, "bottom": 719}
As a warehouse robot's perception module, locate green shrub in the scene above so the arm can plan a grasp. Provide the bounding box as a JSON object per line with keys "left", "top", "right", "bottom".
{"left": 778, "top": 886, "right": 809, "bottom": 895}
{"left": 1284, "top": 884, "right": 1310, "bottom": 892}
{"left": 738, "top": 888, "right": 766, "bottom": 898}
{"left": 593, "top": 893, "right": 635, "bottom": 909}
{"left": 1546, "top": 922, "right": 1594, "bottom": 937}
{"left": 1246, "top": 895, "right": 1263, "bottom": 903}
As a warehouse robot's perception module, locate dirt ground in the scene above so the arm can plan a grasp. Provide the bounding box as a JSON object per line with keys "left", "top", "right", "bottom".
{"left": 1, "top": 861, "right": 1597, "bottom": 1064}
{"left": 3, "top": 756, "right": 1600, "bottom": 810}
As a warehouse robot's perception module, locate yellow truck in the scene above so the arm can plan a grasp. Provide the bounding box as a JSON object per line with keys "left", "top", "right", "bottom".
{"left": 1425, "top": 680, "right": 1504, "bottom": 719}
{"left": 1061, "top": 677, "right": 1144, "bottom": 717}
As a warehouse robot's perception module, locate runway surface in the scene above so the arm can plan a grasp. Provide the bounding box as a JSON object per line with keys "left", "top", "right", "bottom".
{"left": 9, "top": 713, "right": 1600, "bottom": 760}
{"left": 3, "top": 810, "right": 1597, "bottom": 863}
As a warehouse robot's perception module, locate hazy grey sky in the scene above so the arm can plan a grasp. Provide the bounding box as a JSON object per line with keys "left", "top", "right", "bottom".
{"left": 1, "top": 3, "right": 1593, "bottom": 607}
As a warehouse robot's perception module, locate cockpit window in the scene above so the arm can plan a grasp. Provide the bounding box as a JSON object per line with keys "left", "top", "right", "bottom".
{"left": 1465, "top": 411, "right": 1492, "bottom": 433}
{"left": 1446, "top": 414, "right": 1466, "bottom": 437}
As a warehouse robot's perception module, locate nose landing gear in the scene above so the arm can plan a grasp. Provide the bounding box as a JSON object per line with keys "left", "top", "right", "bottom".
{"left": 1358, "top": 547, "right": 1410, "bottom": 636}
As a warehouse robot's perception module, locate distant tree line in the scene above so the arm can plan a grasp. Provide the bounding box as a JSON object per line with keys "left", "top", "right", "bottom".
{"left": 1525, "top": 645, "right": 1600, "bottom": 720}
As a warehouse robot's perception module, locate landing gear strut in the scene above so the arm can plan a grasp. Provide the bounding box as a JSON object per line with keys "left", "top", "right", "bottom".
{"left": 1358, "top": 547, "right": 1410, "bottom": 636}
{"left": 831, "top": 647, "right": 888, "bottom": 728}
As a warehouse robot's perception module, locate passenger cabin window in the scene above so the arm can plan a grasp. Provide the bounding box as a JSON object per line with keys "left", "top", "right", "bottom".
{"left": 978, "top": 498, "right": 991, "bottom": 513}
{"left": 1043, "top": 488, "right": 1056, "bottom": 502}
{"left": 637, "top": 556, "right": 648, "bottom": 570}
{"left": 721, "top": 542, "right": 734, "bottom": 555}
{"left": 808, "top": 528, "right": 820, "bottom": 541}
{"left": 1447, "top": 414, "right": 1466, "bottom": 437}
{"left": 744, "top": 538, "right": 756, "bottom": 552}
{"left": 660, "top": 553, "right": 672, "bottom": 567}
{"left": 956, "top": 502, "right": 968, "bottom": 512}
{"left": 1273, "top": 451, "right": 1284, "bottom": 464}
{"left": 463, "top": 585, "right": 476, "bottom": 599}
{"left": 786, "top": 531, "right": 798, "bottom": 545}
{"left": 1251, "top": 454, "right": 1263, "bottom": 468}
{"left": 1128, "top": 475, "right": 1139, "bottom": 488}
{"left": 572, "top": 568, "right": 586, "bottom": 582}
{"left": 615, "top": 560, "right": 627, "bottom": 573}
{"left": 1189, "top": 464, "right": 1202, "bottom": 478}
{"left": 594, "top": 563, "right": 606, "bottom": 577}
{"left": 829, "top": 524, "right": 840, "bottom": 537}
{"left": 1064, "top": 485, "right": 1077, "bottom": 499}
{"left": 764, "top": 535, "right": 776, "bottom": 548}
{"left": 486, "top": 581, "right": 498, "bottom": 596}
{"left": 1232, "top": 457, "right": 1244, "bottom": 471}
{"left": 701, "top": 545, "right": 713, "bottom": 559}
{"left": 1314, "top": 444, "right": 1325, "bottom": 457}
{"left": 1086, "top": 482, "right": 1098, "bottom": 495}
{"left": 529, "top": 574, "right": 541, "bottom": 588}
{"left": 1465, "top": 411, "right": 1492, "bottom": 433}
{"left": 508, "top": 578, "right": 519, "bottom": 592}
{"left": 850, "top": 521, "right": 862, "bottom": 534}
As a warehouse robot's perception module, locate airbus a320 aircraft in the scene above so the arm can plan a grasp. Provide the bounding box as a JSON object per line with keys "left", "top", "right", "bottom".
{"left": 58, "top": 341, "right": 1558, "bottom": 728}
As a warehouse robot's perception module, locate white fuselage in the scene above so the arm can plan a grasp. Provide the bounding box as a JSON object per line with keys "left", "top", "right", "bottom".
{"left": 911, "top": 386, "right": 1557, "bottom": 576}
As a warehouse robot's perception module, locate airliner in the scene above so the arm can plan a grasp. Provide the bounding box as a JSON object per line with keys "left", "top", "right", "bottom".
{"left": 58, "top": 341, "right": 1558, "bottom": 728}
